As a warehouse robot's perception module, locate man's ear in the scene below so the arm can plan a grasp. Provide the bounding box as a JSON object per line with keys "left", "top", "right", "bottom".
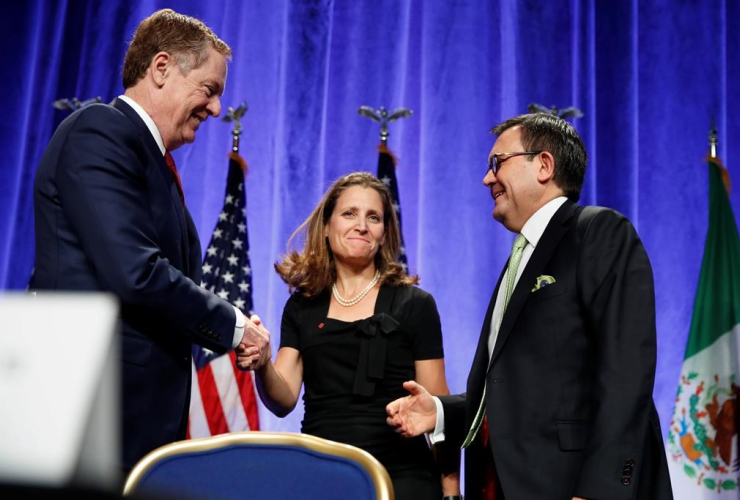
{"left": 537, "top": 151, "right": 556, "bottom": 184}
{"left": 150, "top": 52, "right": 172, "bottom": 88}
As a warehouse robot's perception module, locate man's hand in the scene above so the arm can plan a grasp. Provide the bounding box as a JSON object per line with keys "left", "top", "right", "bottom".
{"left": 386, "top": 381, "right": 437, "bottom": 437}
{"left": 235, "top": 314, "right": 271, "bottom": 371}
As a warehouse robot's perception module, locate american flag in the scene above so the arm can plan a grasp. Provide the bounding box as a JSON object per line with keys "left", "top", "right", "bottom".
{"left": 188, "top": 153, "right": 260, "bottom": 437}
{"left": 376, "top": 143, "right": 408, "bottom": 270}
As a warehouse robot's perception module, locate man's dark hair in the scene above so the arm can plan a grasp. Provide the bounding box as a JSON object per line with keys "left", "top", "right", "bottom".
{"left": 122, "top": 9, "right": 232, "bottom": 89}
{"left": 492, "top": 113, "right": 587, "bottom": 200}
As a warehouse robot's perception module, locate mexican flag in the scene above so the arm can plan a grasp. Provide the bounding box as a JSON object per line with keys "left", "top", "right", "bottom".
{"left": 667, "top": 157, "right": 740, "bottom": 498}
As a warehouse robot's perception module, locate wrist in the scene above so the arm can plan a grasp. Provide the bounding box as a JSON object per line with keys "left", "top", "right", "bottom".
{"left": 443, "top": 496, "right": 463, "bottom": 500}
{"left": 255, "top": 360, "right": 270, "bottom": 376}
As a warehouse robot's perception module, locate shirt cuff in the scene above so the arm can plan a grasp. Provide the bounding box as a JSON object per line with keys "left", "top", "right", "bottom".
{"left": 231, "top": 306, "right": 245, "bottom": 350}
{"left": 428, "top": 396, "right": 446, "bottom": 444}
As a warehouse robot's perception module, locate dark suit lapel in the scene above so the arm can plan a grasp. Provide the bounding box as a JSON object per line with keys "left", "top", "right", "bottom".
{"left": 488, "top": 200, "right": 578, "bottom": 369}
{"left": 465, "top": 266, "right": 506, "bottom": 421}
{"left": 476, "top": 267, "right": 506, "bottom": 366}
{"left": 112, "top": 98, "right": 190, "bottom": 272}
{"left": 184, "top": 210, "right": 201, "bottom": 279}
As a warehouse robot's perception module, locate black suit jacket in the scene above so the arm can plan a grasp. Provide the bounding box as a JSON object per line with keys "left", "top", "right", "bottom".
{"left": 440, "top": 200, "right": 672, "bottom": 500}
{"left": 33, "top": 99, "right": 236, "bottom": 469}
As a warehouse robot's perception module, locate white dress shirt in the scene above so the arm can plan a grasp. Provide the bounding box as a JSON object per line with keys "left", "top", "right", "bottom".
{"left": 118, "top": 95, "right": 245, "bottom": 349}
{"left": 430, "top": 196, "right": 568, "bottom": 442}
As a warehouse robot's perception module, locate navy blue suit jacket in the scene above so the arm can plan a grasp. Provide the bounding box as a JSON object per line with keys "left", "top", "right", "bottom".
{"left": 440, "top": 201, "right": 673, "bottom": 500}
{"left": 34, "top": 98, "right": 236, "bottom": 469}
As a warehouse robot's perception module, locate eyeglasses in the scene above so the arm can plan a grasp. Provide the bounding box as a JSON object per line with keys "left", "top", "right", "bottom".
{"left": 487, "top": 151, "right": 542, "bottom": 176}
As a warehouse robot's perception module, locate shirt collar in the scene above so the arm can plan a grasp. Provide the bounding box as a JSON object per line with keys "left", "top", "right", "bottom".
{"left": 118, "top": 95, "right": 166, "bottom": 156}
{"left": 520, "top": 196, "right": 568, "bottom": 248}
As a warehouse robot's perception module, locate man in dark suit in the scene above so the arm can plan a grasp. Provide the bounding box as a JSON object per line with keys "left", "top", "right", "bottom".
{"left": 33, "top": 9, "right": 267, "bottom": 471}
{"left": 387, "top": 114, "right": 673, "bottom": 499}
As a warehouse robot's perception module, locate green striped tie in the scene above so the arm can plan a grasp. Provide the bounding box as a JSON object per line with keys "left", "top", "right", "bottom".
{"left": 461, "top": 233, "right": 527, "bottom": 448}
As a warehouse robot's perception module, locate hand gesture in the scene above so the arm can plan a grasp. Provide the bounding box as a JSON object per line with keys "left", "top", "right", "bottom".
{"left": 235, "top": 314, "right": 271, "bottom": 371}
{"left": 386, "top": 381, "right": 437, "bottom": 438}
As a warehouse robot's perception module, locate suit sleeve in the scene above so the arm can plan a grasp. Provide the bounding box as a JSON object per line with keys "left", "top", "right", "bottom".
{"left": 438, "top": 393, "right": 467, "bottom": 448}
{"left": 56, "top": 106, "right": 235, "bottom": 353}
{"left": 574, "top": 209, "right": 657, "bottom": 498}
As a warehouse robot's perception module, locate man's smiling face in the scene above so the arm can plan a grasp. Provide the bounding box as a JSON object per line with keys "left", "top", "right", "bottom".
{"left": 483, "top": 126, "right": 543, "bottom": 233}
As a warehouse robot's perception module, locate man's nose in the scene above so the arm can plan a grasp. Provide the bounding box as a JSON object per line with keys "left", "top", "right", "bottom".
{"left": 208, "top": 97, "right": 222, "bottom": 118}
{"left": 483, "top": 169, "right": 496, "bottom": 186}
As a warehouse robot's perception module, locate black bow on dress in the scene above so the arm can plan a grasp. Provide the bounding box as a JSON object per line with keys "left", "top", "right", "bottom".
{"left": 352, "top": 313, "right": 400, "bottom": 397}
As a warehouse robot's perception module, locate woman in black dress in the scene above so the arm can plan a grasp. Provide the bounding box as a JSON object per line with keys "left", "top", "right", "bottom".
{"left": 238, "top": 172, "right": 459, "bottom": 499}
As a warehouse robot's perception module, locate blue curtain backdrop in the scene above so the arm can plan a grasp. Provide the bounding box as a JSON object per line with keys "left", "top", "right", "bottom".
{"left": 2, "top": 0, "right": 739, "bottom": 443}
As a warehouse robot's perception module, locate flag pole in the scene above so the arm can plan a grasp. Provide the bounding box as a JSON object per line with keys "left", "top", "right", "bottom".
{"left": 357, "top": 105, "right": 413, "bottom": 165}
{"left": 526, "top": 102, "right": 583, "bottom": 120}
{"left": 223, "top": 101, "right": 248, "bottom": 154}
{"left": 52, "top": 95, "right": 102, "bottom": 112}
{"left": 232, "top": 127, "right": 241, "bottom": 154}
{"left": 357, "top": 105, "right": 413, "bottom": 145}
{"left": 223, "top": 101, "right": 248, "bottom": 171}
{"left": 708, "top": 120, "right": 731, "bottom": 193}
{"left": 189, "top": 99, "right": 259, "bottom": 438}
{"left": 357, "top": 105, "right": 413, "bottom": 271}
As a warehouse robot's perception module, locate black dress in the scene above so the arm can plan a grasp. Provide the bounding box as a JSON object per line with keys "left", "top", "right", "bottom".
{"left": 280, "top": 284, "right": 445, "bottom": 499}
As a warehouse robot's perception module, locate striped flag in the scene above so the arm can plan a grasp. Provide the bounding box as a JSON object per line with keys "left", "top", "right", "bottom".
{"left": 188, "top": 152, "right": 260, "bottom": 437}
{"left": 376, "top": 142, "right": 407, "bottom": 270}
{"left": 667, "top": 155, "right": 740, "bottom": 497}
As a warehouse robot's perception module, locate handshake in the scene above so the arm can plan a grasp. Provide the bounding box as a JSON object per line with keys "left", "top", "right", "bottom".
{"left": 235, "top": 314, "right": 271, "bottom": 372}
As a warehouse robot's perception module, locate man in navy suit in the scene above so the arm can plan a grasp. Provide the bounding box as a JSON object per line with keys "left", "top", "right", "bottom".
{"left": 33, "top": 9, "right": 267, "bottom": 471}
{"left": 387, "top": 114, "right": 673, "bottom": 499}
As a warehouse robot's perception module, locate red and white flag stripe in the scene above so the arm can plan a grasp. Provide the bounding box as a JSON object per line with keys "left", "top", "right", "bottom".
{"left": 188, "top": 351, "right": 260, "bottom": 438}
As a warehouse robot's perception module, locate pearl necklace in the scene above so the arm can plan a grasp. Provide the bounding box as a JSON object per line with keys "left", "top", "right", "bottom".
{"left": 332, "top": 271, "right": 381, "bottom": 307}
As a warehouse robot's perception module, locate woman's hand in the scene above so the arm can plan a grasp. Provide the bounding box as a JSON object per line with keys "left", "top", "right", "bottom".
{"left": 235, "top": 314, "right": 271, "bottom": 371}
